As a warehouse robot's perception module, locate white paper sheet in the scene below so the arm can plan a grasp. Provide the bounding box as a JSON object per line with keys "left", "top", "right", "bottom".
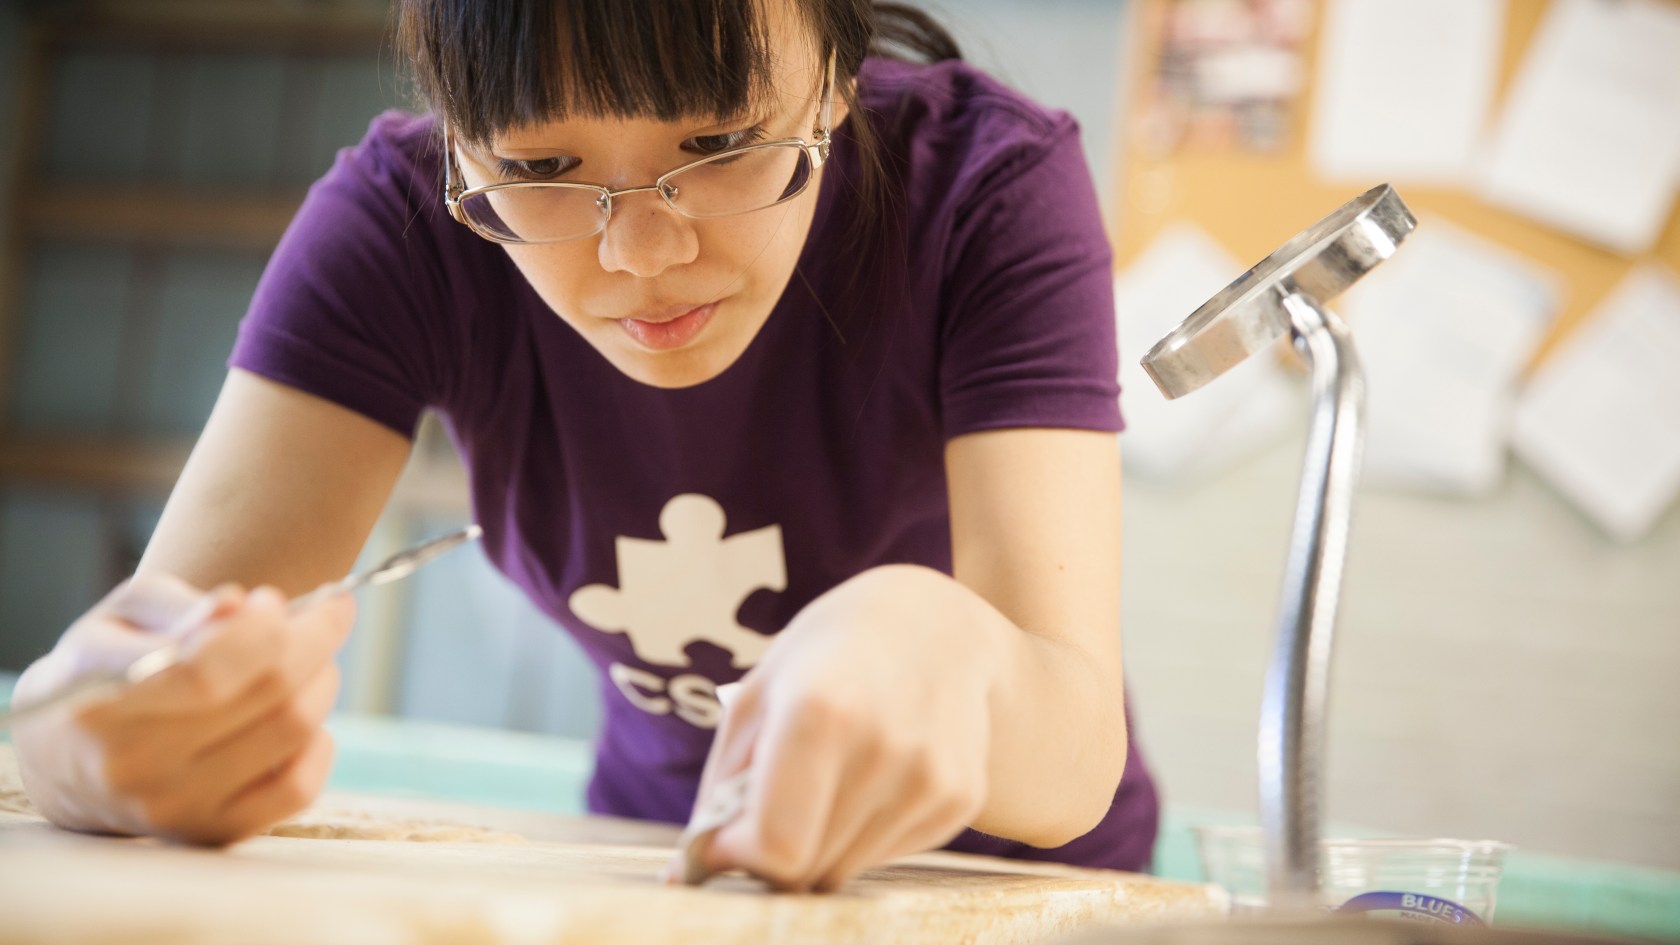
{"left": 1478, "top": 0, "right": 1680, "bottom": 255}
{"left": 1115, "top": 224, "right": 1298, "bottom": 481}
{"left": 1310, "top": 0, "right": 1504, "bottom": 185}
{"left": 1512, "top": 263, "right": 1680, "bottom": 541}
{"left": 1340, "top": 218, "right": 1559, "bottom": 495}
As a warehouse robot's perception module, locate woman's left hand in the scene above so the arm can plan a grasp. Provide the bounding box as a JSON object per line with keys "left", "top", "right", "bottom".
{"left": 682, "top": 564, "right": 1005, "bottom": 892}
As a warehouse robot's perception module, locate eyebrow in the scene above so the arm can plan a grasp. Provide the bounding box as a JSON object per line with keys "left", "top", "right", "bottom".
{"left": 491, "top": 107, "right": 781, "bottom": 155}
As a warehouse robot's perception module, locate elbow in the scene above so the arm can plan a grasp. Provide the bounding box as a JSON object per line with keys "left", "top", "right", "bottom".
{"left": 1020, "top": 740, "right": 1130, "bottom": 850}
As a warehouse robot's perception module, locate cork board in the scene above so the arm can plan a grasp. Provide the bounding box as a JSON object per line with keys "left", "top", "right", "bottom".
{"left": 1110, "top": 0, "right": 1680, "bottom": 369}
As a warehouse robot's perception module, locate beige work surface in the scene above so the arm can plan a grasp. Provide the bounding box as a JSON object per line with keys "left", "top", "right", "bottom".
{"left": 0, "top": 746, "right": 1227, "bottom": 944}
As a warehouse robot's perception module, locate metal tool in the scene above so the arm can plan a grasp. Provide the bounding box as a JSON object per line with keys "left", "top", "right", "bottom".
{"left": 0, "top": 524, "right": 483, "bottom": 732}
{"left": 672, "top": 681, "right": 748, "bottom": 886}
{"left": 673, "top": 769, "right": 752, "bottom": 885}
{"left": 1140, "top": 184, "right": 1415, "bottom": 910}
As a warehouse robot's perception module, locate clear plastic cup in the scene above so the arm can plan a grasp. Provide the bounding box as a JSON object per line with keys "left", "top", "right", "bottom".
{"left": 1194, "top": 826, "right": 1512, "bottom": 926}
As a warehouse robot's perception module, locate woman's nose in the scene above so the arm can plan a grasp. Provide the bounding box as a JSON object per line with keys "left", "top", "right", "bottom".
{"left": 596, "top": 193, "right": 700, "bottom": 278}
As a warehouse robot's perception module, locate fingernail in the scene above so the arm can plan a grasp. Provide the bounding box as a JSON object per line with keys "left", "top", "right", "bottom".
{"left": 250, "top": 586, "right": 286, "bottom": 610}
{"left": 205, "top": 583, "right": 246, "bottom": 609}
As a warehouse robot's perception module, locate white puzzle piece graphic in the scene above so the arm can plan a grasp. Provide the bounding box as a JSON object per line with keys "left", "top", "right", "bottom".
{"left": 569, "top": 494, "right": 786, "bottom": 669}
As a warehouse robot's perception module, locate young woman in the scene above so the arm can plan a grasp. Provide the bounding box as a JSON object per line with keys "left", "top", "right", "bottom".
{"left": 12, "top": 0, "right": 1157, "bottom": 892}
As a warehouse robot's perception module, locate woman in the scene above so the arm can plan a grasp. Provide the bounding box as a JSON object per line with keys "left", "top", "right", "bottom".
{"left": 12, "top": 0, "right": 1157, "bottom": 892}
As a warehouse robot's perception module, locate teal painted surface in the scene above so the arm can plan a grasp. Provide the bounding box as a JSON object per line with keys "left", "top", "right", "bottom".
{"left": 1496, "top": 851, "right": 1680, "bottom": 942}
{"left": 324, "top": 713, "right": 593, "bottom": 815}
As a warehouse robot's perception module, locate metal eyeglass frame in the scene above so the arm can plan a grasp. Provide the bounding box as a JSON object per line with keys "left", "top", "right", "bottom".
{"left": 443, "top": 51, "right": 837, "bottom": 245}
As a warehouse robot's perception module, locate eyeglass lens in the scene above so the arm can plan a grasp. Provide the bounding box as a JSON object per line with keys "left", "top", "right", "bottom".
{"left": 458, "top": 142, "right": 814, "bottom": 243}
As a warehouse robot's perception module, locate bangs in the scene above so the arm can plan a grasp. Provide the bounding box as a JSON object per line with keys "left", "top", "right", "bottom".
{"left": 399, "top": 0, "right": 787, "bottom": 145}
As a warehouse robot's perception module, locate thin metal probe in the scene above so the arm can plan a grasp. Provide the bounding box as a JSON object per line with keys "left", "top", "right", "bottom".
{"left": 0, "top": 525, "right": 482, "bottom": 732}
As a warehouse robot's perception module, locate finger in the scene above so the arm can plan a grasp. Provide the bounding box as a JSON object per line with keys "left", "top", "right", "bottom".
{"left": 703, "top": 698, "right": 850, "bottom": 890}
{"left": 269, "top": 590, "right": 356, "bottom": 683}
{"left": 104, "top": 586, "right": 287, "bottom": 718}
{"left": 66, "top": 590, "right": 249, "bottom": 739}
{"left": 181, "top": 728, "right": 336, "bottom": 846}
{"left": 79, "top": 588, "right": 350, "bottom": 789}
{"left": 811, "top": 804, "right": 899, "bottom": 893}
{"left": 796, "top": 743, "right": 904, "bottom": 889}
{"left": 122, "top": 662, "right": 338, "bottom": 827}
{"left": 813, "top": 797, "right": 972, "bottom": 893}
{"left": 189, "top": 661, "right": 340, "bottom": 805}
{"left": 190, "top": 586, "right": 355, "bottom": 691}
{"left": 164, "top": 592, "right": 354, "bottom": 755}
{"left": 118, "top": 587, "right": 352, "bottom": 720}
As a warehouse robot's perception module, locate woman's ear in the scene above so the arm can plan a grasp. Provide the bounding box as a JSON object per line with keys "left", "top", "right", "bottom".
{"left": 831, "top": 78, "right": 855, "bottom": 129}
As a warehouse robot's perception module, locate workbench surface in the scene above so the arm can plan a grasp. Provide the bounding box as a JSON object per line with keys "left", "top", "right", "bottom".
{"left": 0, "top": 745, "right": 1228, "bottom": 944}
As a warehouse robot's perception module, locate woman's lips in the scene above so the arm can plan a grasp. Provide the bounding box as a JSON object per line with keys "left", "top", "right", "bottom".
{"left": 617, "top": 303, "right": 717, "bottom": 351}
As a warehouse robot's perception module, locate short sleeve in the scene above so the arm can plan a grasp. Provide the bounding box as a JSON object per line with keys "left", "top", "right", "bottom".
{"left": 937, "top": 111, "right": 1122, "bottom": 440}
{"left": 229, "top": 112, "right": 459, "bottom": 439}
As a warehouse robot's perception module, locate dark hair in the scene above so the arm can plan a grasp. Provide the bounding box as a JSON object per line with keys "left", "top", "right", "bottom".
{"left": 396, "top": 0, "right": 960, "bottom": 269}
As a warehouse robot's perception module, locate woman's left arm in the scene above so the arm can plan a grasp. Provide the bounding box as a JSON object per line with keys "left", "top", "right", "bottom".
{"left": 946, "top": 426, "right": 1126, "bottom": 844}
{"left": 688, "top": 426, "right": 1125, "bottom": 890}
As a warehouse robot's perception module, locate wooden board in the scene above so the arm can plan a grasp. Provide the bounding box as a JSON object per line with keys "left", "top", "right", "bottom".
{"left": 0, "top": 747, "right": 1227, "bottom": 944}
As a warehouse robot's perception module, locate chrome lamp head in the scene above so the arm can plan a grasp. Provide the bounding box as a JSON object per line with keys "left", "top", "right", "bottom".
{"left": 1141, "top": 184, "right": 1415, "bottom": 398}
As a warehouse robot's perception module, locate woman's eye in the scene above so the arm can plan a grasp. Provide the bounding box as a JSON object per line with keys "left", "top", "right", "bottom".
{"left": 495, "top": 156, "right": 575, "bottom": 180}
{"left": 688, "top": 127, "right": 767, "bottom": 155}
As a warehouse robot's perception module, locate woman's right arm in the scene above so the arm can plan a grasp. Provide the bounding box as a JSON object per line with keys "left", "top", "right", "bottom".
{"left": 11, "top": 367, "right": 413, "bottom": 843}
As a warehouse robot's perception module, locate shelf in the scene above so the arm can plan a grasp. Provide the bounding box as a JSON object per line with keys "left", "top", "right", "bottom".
{"left": 0, "top": 434, "right": 471, "bottom": 516}
{"left": 36, "top": 1, "right": 390, "bottom": 55}
{"left": 20, "top": 186, "right": 307, "bottom": 251}
{"left": 0, "top": 0, "right": 464, "bottom": 519}
{"left": 0, "top": 435, "right": 192, "bottom": 495}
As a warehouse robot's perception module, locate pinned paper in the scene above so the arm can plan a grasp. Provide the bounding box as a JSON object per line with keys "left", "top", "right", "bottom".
{"left": 1479, "top": 0, "right": 1680, "bottom": 255}
{"left": 1512, "top": 264, "right": 1680, "bottom": 542}
{"left": 1115, "top": 224, "right": 1298, "bottom": 481}
{"left": 1340, "top": 219, "right": 1559, "bottom": 495}
{"left": 1311, "top": 0, "right": 1504, "bottom": 185}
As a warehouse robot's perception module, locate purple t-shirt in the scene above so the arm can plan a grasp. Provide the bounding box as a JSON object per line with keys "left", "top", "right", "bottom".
{"left": 232, "top": 57, "right": 1159, "bottom": 872}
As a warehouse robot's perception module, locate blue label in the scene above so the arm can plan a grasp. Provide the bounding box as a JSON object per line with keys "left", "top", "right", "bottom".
{"left": 1336, "top": 891, "right": 1485, "bottom": 926}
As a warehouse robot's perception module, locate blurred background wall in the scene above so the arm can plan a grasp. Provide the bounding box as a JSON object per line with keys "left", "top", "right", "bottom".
{"left": 0, "top": 0, "right": 1675, "bottom": 873}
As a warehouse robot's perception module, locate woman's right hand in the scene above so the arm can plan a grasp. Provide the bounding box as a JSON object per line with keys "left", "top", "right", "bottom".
{"left": 10, "top": 573, "right": 355, "bottom": 845}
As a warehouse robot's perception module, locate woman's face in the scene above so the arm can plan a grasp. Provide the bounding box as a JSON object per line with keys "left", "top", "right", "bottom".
{"left": 452, "top": 16, "right": 840, "bottom": 389}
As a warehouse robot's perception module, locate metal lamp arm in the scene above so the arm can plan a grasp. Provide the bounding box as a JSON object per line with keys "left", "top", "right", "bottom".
{"left": 1260, "top": 291, "right": 1366, "bottom": 908}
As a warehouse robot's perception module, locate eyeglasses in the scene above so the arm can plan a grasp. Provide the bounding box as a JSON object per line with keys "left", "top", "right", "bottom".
{"left": 444, "top": 52, "right": 836, "bottom": 245}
